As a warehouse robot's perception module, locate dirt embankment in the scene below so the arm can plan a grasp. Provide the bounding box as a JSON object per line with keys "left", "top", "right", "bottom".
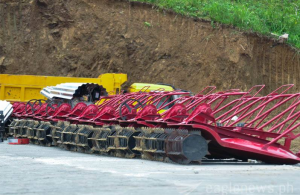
{"left": 0, "top": 0, "right": 300, "bottom": 94}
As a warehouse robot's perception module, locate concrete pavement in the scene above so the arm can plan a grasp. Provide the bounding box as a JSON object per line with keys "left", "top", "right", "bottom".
{"left": 1, "top": 141, "right": 299, "bottom": 195}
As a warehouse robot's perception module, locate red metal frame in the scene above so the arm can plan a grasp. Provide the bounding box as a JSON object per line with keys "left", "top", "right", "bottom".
{"left": 11, "top": 85, "right": 300, "bottom": 164}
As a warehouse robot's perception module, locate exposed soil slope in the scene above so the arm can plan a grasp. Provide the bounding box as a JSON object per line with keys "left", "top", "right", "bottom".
{"left": 0, "top": 0, "right": 300, "bottom": 94}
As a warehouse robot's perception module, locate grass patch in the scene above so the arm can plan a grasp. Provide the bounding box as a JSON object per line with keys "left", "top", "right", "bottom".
{"left": 131, "top": 0, "right": 300, "bottom": 48}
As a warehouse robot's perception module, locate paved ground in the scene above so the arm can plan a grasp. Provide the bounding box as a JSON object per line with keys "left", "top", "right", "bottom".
{"left": 0, "top": 141, "right": 300, "bottom": 195}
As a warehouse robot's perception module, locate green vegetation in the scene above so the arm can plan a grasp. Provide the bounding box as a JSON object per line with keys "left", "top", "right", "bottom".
{"left": 144, "top": 21, "right": 152, "bottom": 27}
{"left": 131, "top": 0, "right": 300, "bottom": 48}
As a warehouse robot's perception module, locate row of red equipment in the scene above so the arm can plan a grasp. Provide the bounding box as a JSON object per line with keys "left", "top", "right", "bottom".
{"left": 9, "top": 85, "right": 300, "bottom": 164}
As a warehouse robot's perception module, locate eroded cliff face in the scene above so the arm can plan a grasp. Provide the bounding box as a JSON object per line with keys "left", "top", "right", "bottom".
{"left": 0, "top": 0, "right": 299, "bottom": 94}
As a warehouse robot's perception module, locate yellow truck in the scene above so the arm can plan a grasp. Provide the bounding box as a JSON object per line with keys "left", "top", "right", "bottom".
{"left": 0, "top": 73, "right": 185, "bottom": 107}
{"left": 0, "top": 73, "right": 127, "bottom": 102}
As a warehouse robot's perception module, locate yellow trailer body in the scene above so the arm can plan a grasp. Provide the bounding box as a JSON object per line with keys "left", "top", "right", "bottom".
{"left": 0, "top": 73, "right": 127, "bottom": 102}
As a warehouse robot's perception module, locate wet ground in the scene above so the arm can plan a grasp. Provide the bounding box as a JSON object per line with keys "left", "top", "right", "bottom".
{"left": 1, "top": 141, "right": 299, "bottom": 195}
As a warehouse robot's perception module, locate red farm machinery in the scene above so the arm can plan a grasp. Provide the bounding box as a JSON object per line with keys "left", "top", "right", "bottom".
{"left": 6, "top": 84, "right": 300, "bottom": 164}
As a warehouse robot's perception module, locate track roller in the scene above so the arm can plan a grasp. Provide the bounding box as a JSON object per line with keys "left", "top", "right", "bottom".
{"left": 51, "top": 121, "right": 69, "bottom": 146}
{"left": 165, "top": 129, "right": 208, "bottom": 164}
{"left": 133, "top": 128, "right": 167, "bottom": 162}
{"left": 76, "top": 125, "right": 96, "bottom": 154}
{"left": 27, "top": 120, "right": 40, "bottom": 144}
{"left": 61, "top": 124, "right": 79, "bottom": 151}
{"left": 13, "top": 119, "right": 28, "bottom": 138}
{"left": 88, "top": 126, "right": 114, "bottom": 155}
{"left": 133, "top": 128, "right": 208, "bottom": 164}
{"left": 20, "top": 120, "right": 31, "bottom": 137}
{"left": 35, "top": 121, "right": 52, "bottom": 146}
{"left": 108, "top": 127, "right": 140, "bottom": 158}
{"left": 8, "top": 119, "right": 19, "bottom": 136}
{"left": 25, "top": 120, "right": 37, "bottom": 138}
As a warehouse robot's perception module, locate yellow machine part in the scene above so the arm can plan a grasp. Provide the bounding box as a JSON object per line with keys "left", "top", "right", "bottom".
{"left": 0, "top": 73, "right": 127, "bottom": 102}
{"left": 127, "top": 83, "right": 175, "bottom": 114}
{"left": 128, "top": 83, "right": 174, "bottom": 93}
